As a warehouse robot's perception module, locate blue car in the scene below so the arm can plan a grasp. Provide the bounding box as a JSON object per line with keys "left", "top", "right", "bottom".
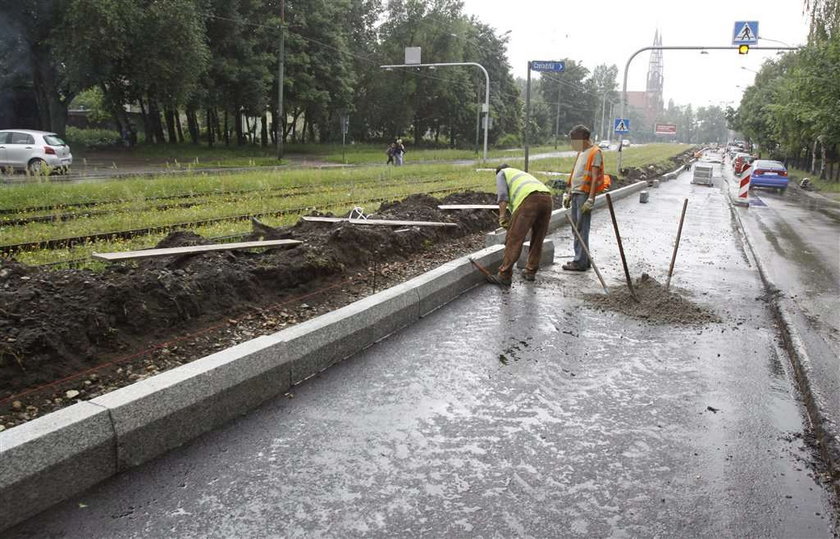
{"left": 747, "top": 160, "right": 789, "bottom": 194}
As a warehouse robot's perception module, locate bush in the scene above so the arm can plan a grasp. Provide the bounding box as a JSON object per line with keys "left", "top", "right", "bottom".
{"left": 496, "top": 133, "right": 521, "bottom": 148}
{"left": 65, "top": 127, "right": 121, "bottom": 149}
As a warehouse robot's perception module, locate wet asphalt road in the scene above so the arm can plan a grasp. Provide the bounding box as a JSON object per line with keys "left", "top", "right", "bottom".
{"left": 5, "top": 169, "right": 838, "bottom": 538}
{"left": 724, "top": 165, "right": 840, "bottom": 447}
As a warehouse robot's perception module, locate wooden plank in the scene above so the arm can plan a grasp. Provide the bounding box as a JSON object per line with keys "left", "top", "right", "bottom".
{"left": 92, "top": 239, "right": 302, "bottom": 261}
{"left": 437, "top": 204, "right": 498, "bottom": 210}
{"left": 301, "top": 216, "right": 457, "bottom": 227}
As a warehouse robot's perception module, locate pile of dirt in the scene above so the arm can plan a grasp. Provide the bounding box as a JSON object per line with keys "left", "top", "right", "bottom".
{"left": 0, "top": 191, "right": 498, "bottom": 401}
{"left": 584, "top": 273, "right": 720, "bottom": 325}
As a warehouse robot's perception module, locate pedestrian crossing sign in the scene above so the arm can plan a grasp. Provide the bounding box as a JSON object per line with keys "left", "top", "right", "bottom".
{"left": 733, "top": 21, "right": 759, "bottom": 44}
{"left": 614, "top": 118, "right": 630, "bottom": 134}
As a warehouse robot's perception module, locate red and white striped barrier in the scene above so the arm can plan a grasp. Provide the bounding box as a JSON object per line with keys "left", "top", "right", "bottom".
{"left": 736, "top": 172, "right": 750, "bottom": 206}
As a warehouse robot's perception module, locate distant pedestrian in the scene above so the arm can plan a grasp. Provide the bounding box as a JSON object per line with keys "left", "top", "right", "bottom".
{"left": 485, "top": 164, "right": 553, "bottom": 287}
{"left": 563, "top": 124, "right": 609, "bottom": 272}
{"left": 393, "top": 139, "right": 406, "bottom": 166}
{"left": 386, "top": 142, "right": 396, "bottom": 165}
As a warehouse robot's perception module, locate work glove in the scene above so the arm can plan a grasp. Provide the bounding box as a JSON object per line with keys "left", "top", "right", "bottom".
{"left": 581, "top": 198, "right": 594, "bottom": 214}
{"left": 562, "top": 193, "right": 571, "bottom": 209}
{"left": 499, "top": 216, "right": 510, "bottom": 229}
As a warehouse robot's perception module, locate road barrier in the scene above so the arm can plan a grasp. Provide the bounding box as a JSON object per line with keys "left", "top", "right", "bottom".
{"left": 736, "top": 172, "right": 750, "bottom": 206}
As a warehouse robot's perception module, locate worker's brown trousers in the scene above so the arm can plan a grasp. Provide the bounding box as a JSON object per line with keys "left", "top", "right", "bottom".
{"left": 499, "top": 192, "right": 553, "bottom": 277}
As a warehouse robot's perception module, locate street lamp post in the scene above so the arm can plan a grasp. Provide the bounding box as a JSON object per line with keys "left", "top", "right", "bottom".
{"left": 380, "top": 62, "right": 490, "bottom": 161}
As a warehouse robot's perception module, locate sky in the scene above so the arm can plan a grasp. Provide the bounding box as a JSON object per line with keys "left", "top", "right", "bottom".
{"left": 459, "top": 0, "right": 810, "bottom": 111}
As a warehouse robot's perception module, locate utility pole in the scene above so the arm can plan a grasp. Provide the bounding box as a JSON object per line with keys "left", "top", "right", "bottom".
{"left": 276, "top": 0, "right": 285, "bottom": 160}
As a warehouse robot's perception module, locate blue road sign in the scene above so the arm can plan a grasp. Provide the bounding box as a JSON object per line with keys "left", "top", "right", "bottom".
{"left": 733, "top": 21, "right": 759, "bottom": 44}
{"left": 614, "top": 118, "right": 630, "bottom": 134}
{"left": 531, "top": 61, "right": 566, "bottom": 73}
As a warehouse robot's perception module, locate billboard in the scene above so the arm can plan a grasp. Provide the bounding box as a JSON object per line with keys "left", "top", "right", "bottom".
{"left": 655, "top": 123, "right": 677, "bottom": 135}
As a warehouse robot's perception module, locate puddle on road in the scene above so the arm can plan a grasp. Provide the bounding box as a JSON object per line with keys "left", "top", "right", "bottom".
{"left": 584, "top": 273, "right": 720, "bottom": 325}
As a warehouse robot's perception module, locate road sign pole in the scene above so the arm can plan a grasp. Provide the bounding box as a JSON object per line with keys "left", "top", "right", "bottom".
{"left": 524, "top": 62, "right": 531, "bottom": 172}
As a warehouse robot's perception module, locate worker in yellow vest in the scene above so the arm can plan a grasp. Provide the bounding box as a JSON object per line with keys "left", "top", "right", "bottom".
{"left": 486, "top": 164, "right": 553, "bottom": 287}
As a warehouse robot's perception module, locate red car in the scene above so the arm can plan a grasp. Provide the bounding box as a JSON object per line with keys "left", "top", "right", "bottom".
{"left": 733, "top": 154, "right": 756, "bottom": 175}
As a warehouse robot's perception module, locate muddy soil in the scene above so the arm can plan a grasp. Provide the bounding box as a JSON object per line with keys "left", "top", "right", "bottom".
{"left": 0, "top": 149, "right": 696, "bottom": 428}
{"left": 584, "top": 273, "right": 721, "bottom": 325}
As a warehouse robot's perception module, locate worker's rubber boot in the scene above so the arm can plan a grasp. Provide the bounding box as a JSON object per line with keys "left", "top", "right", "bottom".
{"left": 522, "top": 271, "right": 536, "bottom": 282}
{"left": 486, "top": 273, "right": 512, "bottom": 287}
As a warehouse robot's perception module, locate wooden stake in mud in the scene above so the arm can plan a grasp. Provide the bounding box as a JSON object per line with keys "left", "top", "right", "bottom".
{"left": 605, "top": 193, "right": 637, "bottom": 301}
{"left": 565, "top": 213, "right": 609, "bottom": 295}
{"left": 666, "top": 198, "right": 689, "bottom": 290}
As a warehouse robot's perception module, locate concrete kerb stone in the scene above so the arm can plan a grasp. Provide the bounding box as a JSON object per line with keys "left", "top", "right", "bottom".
{"left": 0, "top": 402, "right": 116, "bottom": 531}
{"left": 408, "top": 244, "right": 504, "bottom": 317}
{"left": 91, "top": 335, "right": 289, "bottom": 470}
{"left": 273, "top": 282, "right": 421, "bottom": 384}
{"left": 517, "top": 239, "right": 555, "bottom": 269}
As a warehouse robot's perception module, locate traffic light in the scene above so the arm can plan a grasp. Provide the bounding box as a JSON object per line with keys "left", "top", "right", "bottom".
{"left": 738, "top": 44, "right": 750, "bottom": 55}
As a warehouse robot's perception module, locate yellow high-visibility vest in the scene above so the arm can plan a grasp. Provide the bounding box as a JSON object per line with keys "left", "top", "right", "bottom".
{"left": 503, "top": 168, "right": 550, "bottom": 213}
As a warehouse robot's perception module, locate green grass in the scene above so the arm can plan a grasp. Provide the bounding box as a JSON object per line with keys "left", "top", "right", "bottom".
{"left": 788, "top": 167, "right": 840, "bottom": 194}
{"left": 3, "top": 143, "right": 690, "bottom": 268}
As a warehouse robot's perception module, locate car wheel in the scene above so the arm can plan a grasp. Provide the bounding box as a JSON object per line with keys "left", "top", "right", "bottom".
{"left": 27, "top": 158, "right": 46, "bottom": 175}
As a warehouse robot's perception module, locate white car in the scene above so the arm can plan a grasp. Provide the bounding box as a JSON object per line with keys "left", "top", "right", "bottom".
{"left": 598, "top": 140, "right": 611, "bottom": 149}
{"left": 0, "top": 129, "right": 73, "bottom": 174}
{"left": 621, "top": 139, "right": 631, "bottom": 147}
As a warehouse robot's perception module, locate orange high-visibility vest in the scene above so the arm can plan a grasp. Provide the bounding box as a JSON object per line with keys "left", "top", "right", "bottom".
{"left": 568, "top": 147, "right": 611, "bottom": 194}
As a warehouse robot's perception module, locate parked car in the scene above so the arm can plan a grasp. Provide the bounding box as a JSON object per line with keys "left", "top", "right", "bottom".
{"left": 621, "top": 139, "right": 631, "bottom": 147}
{"left": 731, "top": 152, "right": 750, "bottom": 169}
{"left": 747, "top": 160, "right": 789, "bottom": 194}
{"left": 733, "top": 154, "right": 756, "bottom": 175}
{"left": 700, "top": 150, "right": 723, "bottom": 164}
{"left": 0, "top": 129, "right": 73, "bottom": 174}
{"left": 598, "top": 140, "right": 611, "bottom": 149}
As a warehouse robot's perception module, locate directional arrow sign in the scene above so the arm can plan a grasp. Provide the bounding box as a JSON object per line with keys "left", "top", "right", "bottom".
{"left": 733, "top": 21, "right": 759, "bottom": 44}
{"left": 531, "top": 61, "right": 566, "bottom": 73}
{"left": 614, "top": 118, "right": 630, "bottom": 134}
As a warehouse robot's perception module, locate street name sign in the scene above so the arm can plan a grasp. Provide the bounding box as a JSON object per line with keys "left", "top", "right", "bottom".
{"left": 531, "top": 61, "right": 566, "bottom": 73}
{"left": 733, "top": 21, "right": 759, "bottom": 44}
{"left": 614, "top": 118, "right": 630, "bottom": 134}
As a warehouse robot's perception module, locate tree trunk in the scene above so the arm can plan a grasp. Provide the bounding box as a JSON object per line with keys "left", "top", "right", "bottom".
{"left": 819, "top": 137, "right": 827, "bottom": 179}
{"left": 30, "top": 48, "right": 71, "bottom": 136}
{"left": 139, "top": 100, "right": 154, "bottom": 144}
{"left": 164, "top": 107, "right": 178, "bottom": 143}
{"left": 206, "top": 108, "right": 214, "bottom": 147}
{"left": 147, "top": 100, "right": 165, "bottom": 143}
{"left": 175, "top": 110, "right": 185, "bottom": 143}
{"left": 224, "top": 109, "right": 230, "bottom": 146}
{"left": 261, "top": 113, "right": 268, "bottom": 147}
{"left": 811, "top": 138, "right": 819, "bottom": 174}
{"left": 186, "top": 107, "right": 200, "bottom": 144}
{"left": 235, "top": 110, "right": 245, "bottom": 145}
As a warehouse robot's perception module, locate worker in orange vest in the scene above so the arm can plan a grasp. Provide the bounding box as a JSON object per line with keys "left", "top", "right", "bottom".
{"left": 563, "top": 124, "right": 609, "bottom": 271}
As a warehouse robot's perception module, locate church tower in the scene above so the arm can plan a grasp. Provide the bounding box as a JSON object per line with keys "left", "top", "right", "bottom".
{"left": 646, "top": 30, "right": 664, "bottom": 113}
